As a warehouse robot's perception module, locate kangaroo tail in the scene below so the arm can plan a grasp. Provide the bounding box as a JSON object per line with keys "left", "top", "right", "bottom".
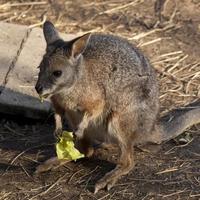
{"left": 147, "top": 108, "right": 200, "bottom": 144}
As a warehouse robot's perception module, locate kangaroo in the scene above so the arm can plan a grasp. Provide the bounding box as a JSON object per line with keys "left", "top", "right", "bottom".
{"left": 35, "top": 21, "right": 200, "bottom": 193}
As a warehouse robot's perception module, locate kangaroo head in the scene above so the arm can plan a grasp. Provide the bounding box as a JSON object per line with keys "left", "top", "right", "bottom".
{"left": 35, "top": 21, "right": 91, "bottom": 99}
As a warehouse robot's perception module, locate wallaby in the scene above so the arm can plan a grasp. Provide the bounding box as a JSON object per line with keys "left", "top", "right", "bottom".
{"left": 35, "top": 21, "right": 200, "bottom": 193}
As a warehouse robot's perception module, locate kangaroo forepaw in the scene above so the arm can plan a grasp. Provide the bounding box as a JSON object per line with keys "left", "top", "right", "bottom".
{"left": 74, "top": 129, "right": 84, "bottom": 139}
{"left": 54, "top": 128, "right": 63, "bottom": 139}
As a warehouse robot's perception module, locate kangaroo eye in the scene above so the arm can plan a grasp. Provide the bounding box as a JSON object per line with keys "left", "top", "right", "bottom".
{"left": 53, "top": 70, "right": 62, "bottom": 77}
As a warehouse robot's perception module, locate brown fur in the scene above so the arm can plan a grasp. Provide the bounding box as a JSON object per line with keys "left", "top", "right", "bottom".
{"left": 35, "top": 21, "right": 200, "bottom": 193}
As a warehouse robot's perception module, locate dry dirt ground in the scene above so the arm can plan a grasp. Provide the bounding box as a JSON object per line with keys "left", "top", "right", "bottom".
{"left": 0, "top": 0, "right": 200, "bottom": 199}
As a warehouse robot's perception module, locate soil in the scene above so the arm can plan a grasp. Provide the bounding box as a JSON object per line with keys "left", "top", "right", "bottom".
{"left": 0, "top": 0, "right": 200, "bottom": 199}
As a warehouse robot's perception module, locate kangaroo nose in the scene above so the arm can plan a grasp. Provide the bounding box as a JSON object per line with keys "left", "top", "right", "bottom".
{"left": 35, "top": 84, "right": 43, "bottom": 94}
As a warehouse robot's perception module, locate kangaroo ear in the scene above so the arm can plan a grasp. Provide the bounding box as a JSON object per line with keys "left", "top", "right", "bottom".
{"left": 71, "top": 33, "right": 91, "bottom": 58}
{"left": 43, "top": 21, "right": 60, "bottom": 45}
